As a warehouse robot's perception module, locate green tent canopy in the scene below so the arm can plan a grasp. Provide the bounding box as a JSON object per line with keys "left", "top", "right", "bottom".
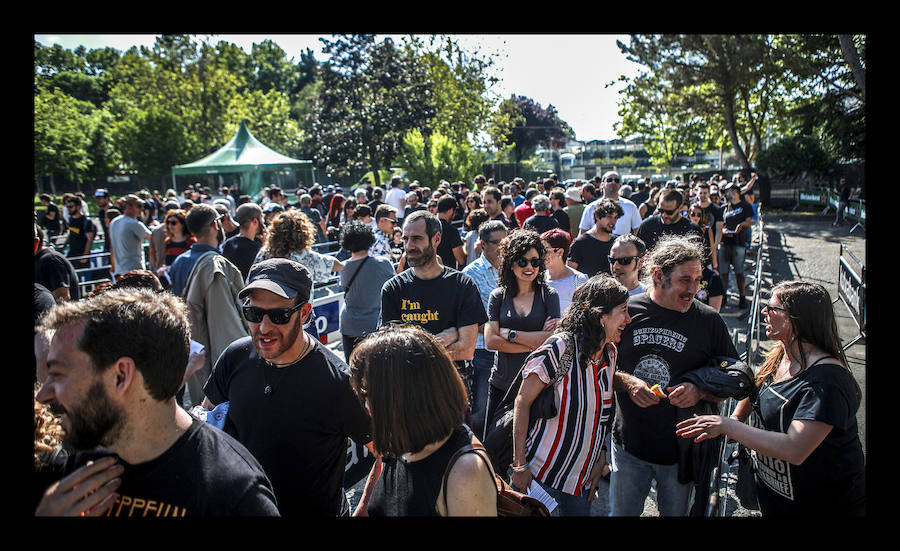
{"left": 171, "top": 121, "right": 313, "bottom": 198}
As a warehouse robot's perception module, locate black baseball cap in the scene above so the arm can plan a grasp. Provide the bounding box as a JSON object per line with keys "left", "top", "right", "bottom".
{"left": 239, "top": 258, "right": 313, "bottom": 304}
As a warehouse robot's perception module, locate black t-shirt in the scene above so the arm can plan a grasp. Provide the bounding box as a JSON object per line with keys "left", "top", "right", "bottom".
{"left": 568, "top": 233, "right": 615, "bottom": 277}
{"left": 39, "top": 203, "right": 62, "bottom": 235}
{"left": 613, "top": 293, "right": 737, "bottom": 465}
{"left": 751, "top": 363, "right": 865, "bottom": 516}
{"left": 696, "top": 266, "right": 724, "bottom": 306}
{"left": 551, "top": 209, "right": 570, "bottom": 235}
{"left": 487, "top": 285, "right": 560, "bottom": 391}
{"left": 523, "top": 213, "right": 559, "bottom": 235}
{"left": 693, "top": 201, "right": 723, "bottom": 230}
{"left": 205, "top": 337, "right": 372, "bottom": 517}
{"left": 436, "top": 218, "right": 464, "bottom": 269}
{"left": 380, "top": 266, "right": 488, "bottom": 335}
{"left": 404, "top": 204, "right": 426, "bottom": 219}
{"left": 34, "top": 283, "right": 56, "bottom": 321}
{"left": 65, "top": 215, "right": 96, "bottom": 259}
{"left": 636, "top": 215, "right": 704, "bottom": 253}
{"left": 50, "top": 418, "right": 280, "bottom": 516}
{"left": 34, "top": 247, "right": 80, "bottom": 301}
{"left": 221, "top": 235, "right": 262, "bottom": 282}
{"left": 722, "top": 200, "right": 754, "bottom": 246}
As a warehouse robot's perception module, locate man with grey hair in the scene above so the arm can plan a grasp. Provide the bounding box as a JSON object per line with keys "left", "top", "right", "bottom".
{"left": 579, "top": 171, "right": 643, "bottom": 237}
{"left": 462, "top": 219, "right": 508, "bottom": 437}
{"left": 34, "top": 287, "right": 279, "bottom": 516}
{"left": 610, "top": 234, "right": 737, "bottom": 517}
{"left": 523, "top": 194, "right": 560, "bottom": 234}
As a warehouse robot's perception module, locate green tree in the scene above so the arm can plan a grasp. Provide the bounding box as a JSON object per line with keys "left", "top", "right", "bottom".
{"left": 34, "top": 87, "right": 96, "bottom": 191}
{"left": 398, "top": 129, "right": 484, "bottom": 187}
{"left": 310, "top": 34, "right": 435, "bottom": 187}
{"left": 493, "top": 95, "right": 571, "bottom": 165}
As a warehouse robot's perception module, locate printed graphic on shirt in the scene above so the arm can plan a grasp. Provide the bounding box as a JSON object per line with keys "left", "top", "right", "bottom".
{"left": 631, "top": 327, "right": 687, "bottom": 352}
{"left": 749, "top": 404, "right": 795, "bottom": 501}
{"left": 104, "top": 493, "right": 188, "bottom": 517}
{"left": 632, "top": 353, "right": 671, "bottom": 389}
{"left": 398, "top": 298, "right": 440, "bottom": 324}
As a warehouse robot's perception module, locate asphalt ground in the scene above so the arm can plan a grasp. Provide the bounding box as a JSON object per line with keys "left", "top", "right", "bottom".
{"left": 338, "top": 212, "right": 866, "bottom": 517}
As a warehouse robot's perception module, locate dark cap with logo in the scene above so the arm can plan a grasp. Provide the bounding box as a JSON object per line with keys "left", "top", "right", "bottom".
{"left": 239, "top": 258, "right": 313, "bottom": 304}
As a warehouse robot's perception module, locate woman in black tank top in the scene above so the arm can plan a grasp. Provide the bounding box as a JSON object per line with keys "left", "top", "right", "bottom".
{"left": 348, "top": 326, "right": 497, "bottom": 516}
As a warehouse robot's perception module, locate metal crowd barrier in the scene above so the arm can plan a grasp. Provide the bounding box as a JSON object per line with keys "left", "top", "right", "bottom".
{"left": 706, "top": 208, "right": 766, "bottom": 517}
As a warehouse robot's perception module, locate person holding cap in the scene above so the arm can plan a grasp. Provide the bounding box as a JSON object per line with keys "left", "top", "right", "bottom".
{"left": 202, "top": 258, "right": 375, "bottom": 517}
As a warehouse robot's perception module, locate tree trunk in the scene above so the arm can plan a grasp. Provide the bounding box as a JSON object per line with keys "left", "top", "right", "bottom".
{"left": 723, "top": 97, "right": 752, "bottom": 171}
{"left": 838, "top": 35, "right": 865, "bottom": 102}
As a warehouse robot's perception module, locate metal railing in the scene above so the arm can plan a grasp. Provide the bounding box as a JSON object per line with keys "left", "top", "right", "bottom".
{"left": 706, "top": 208, "right": 766, "bottom": 517}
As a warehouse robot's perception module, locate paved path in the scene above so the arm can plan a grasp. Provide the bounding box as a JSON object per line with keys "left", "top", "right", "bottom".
{"left": 340, "top": 212, "right": 866, "bottom": 517}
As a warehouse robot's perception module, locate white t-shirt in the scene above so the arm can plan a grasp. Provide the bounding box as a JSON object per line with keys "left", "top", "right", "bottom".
{"left": 547, "top": 269, "right": 589, "bottom": 315}
{"left": 385, "top": 187, "right": 407, "bottom": 218}
{"left": 579, "top": 196, "right": 642, "bottom": 236}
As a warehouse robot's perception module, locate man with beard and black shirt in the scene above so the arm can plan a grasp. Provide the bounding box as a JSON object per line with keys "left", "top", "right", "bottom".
{"left": 637, "top": 189, "right": 705, "bottom": 253}
{"left": 568, "top": 198, "right": 623, "bottom": 277}
{"left": 63, "top": 196, "right": 96, "bottom": 273}
{"left": 380, "top": 210, "right": 488, "bottom": 411}
{"left": 718, "top": 182, "right": 754, "bottom": 308}
{"left": 222, "top": 203, "right": 266, "bottom": 281}
{"left": 610, "top": 235, "right": 737, "bottom": 517}
{"left": 203, "top": 259, "right": 375, "bottom": 517}
{"left": 34, "top": 288, "right": 279, "bottom": 517}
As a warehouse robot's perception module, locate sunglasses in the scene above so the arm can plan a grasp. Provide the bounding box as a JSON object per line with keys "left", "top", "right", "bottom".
{"left": 242, "top": 301, "right": 305, "bottom": 324}
{"left": 604, "top": 177, "right": 620, "bottom": 183}
{"left": 516, "top": 257, "right": 542, "bottom": 268}
{"left": 166, "top": 219, "right": 179, "bottom": 225}
{"left": 658, "top": 207, "right": 678, "bottom": 215}
{"left": 608, "top": 255, "right": 639, "bottom": 266}
{"left": 761, "top": 302, "right": 786, "bottom": 313}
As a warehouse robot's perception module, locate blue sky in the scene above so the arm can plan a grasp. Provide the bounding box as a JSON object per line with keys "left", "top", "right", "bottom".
{"left": 34, "top": 33, "right": 643, "bottom": 142}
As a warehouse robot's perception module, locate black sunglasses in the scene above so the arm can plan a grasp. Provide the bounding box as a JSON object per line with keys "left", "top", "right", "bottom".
{"left": 242, "top": 301, "right": 305, "bottom": 324}
{"left": 608, "top": 255, "right": 639, "bottom": 266}
{"left": 604, "top": 177, "right": 620, "bottom": 183}
{"left": 516, "top": 257, "right": 542, "bottom": 268}
{"left": 658, "top": 207, "right": 678, "bottom": 215}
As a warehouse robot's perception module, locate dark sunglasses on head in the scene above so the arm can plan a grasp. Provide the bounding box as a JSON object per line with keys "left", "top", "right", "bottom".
{"left": 608, "top": 255, "right": 639, "bottom": 266}
{"left": 242, "top": 301, "right": 305, "bottom": 324}
{"left": 516, "top": 257, "right": 542, "bottom": 268}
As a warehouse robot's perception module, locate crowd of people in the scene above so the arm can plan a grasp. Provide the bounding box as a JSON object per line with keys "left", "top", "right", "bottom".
{"left": 33, "top": 170, "right": 864, "bottom": 517}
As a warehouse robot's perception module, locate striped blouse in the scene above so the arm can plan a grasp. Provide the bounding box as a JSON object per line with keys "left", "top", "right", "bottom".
{"left": 522, "top": 334, "right": 616, "bottom": 496}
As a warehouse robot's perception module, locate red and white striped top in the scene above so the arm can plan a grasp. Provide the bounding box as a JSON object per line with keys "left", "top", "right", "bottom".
{"left": 522, "top": 334, "right": 616, "bottom": 496}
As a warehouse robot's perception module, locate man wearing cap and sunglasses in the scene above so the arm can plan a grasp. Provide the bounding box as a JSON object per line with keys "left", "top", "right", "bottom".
{"left": 578, "top": 171, "right": 643, "bottom": 238}
{"left": 201, "top": 258, "right": 374, "bottom": 517}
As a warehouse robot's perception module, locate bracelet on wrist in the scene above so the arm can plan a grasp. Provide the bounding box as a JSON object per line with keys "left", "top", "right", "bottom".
{"left": 510, "top": 462, "right": 530, "bottom": 473}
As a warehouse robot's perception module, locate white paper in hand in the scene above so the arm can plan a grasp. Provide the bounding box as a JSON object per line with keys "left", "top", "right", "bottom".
{"left": 189, "top": 340, "right": 205, "bottom": 356}
{"left": 526, "top": 481, "right": 558, "bottom": 513}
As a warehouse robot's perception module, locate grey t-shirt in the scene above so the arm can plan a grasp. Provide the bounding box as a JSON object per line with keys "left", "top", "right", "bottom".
{"left": 487, "top": 285, "right": 560, "bottom": 391}
{"left": 108, "top": 215, "right": 150, "bottom": 275}
{"left": 339, "top": 255, "right": 397, "bottom": 337}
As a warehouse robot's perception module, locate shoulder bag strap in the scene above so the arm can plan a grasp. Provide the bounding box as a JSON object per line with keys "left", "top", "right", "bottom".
{"left": 441, "top": 442, "right": 499, "bottom": 513}
{"left": 343, "top": 255, "right": 370, "bottom": 293}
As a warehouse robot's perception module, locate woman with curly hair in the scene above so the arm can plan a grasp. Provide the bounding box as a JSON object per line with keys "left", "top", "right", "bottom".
{"left": 483, "top": 229, "right": 560, "bottom": 438}
{"left": 509, "top": 273, "right": 630, "bottom": 515}
{"left": 255, "top": 209, "right": 344, "bottom": 288}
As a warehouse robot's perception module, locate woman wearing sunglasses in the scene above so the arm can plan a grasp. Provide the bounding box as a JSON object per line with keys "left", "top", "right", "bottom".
{"left": 483, "top": 229, "right": 560, "bottom": 438}
{"left": 676, "top": 281, "right": 865, "bottom": 516}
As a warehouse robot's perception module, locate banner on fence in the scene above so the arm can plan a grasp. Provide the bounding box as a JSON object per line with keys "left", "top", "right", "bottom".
{"left": 837, "top": 247, "right": 865, "bottom": 331}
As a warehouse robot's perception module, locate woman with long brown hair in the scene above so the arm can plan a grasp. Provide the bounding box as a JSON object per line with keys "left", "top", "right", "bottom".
{"left": 676, "top": 280, "right": 865, "bottom": 515}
